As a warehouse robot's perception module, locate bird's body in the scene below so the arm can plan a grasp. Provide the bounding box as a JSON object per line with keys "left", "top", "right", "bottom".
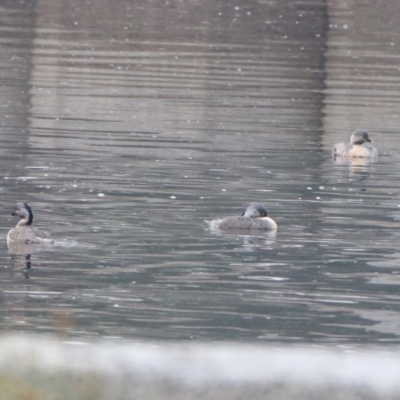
{"left": 7, "top": 202, "right": 52, "bottom": 245}
{"left": 208, "top": 203, "right": 277, "bottom": 231}
{"left": 333, "top": 130, "right": 377, "bottom": 158}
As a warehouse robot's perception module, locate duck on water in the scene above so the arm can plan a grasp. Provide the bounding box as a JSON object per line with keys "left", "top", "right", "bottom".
{"left": 7, "top": 202, "right": 52, "bottom": 246}
{"left": 333, "top": 129, "right": 378, "bottom": 159}
{"left": 208, "top": 203, "right": 277, "bottom": 231}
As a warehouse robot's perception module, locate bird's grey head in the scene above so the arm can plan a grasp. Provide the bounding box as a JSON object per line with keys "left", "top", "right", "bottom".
{"left": 11, "top": 202, "right": 34, "bottom": 225}
{"left": 351, "top": 129, "right": 372, "bottom": 145}
{"left": 242, "top": 203, "right": 268, "bottom": 218}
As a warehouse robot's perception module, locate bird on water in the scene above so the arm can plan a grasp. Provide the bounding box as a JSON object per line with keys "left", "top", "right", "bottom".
{"left": 7, "top": 202, "right": 52, "bottom": 245}
{"left": 333, "top": 129, "right": 377, "bottom": 158}
{"left": 207, "top": 202, "right": 277, "bottom": 231}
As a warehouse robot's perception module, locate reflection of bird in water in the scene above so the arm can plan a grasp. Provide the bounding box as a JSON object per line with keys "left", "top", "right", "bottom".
{"left": 333, "top": 129, "right": 378, "bottom": 159}
{"left": 242, "top": 233, "right": 277, "bottom": 251}
{"left": 207, "top": 203, "right": 277, "bottom": 231}
{"left": 7, "top": 202, "right": 52, "bottom": 246}
{"left": 9, "top": 253, "right": 31, "bottom": 279}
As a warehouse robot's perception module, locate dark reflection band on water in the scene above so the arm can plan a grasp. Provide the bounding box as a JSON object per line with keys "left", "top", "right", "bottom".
{"left": 0, "top": 0, "right": 400, "bottom": 344}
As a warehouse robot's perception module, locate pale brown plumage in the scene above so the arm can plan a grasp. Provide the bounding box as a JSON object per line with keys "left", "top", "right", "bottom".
{"left": 333, "top": 130, "right": 378, "bottom": 158}
{"left": 208, "top": 203, "right": 277, "bottom": 231}
{"left": 7, "top": 202, "right": 52, "bottom": 245}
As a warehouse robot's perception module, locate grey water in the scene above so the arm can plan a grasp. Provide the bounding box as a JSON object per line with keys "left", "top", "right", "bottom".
{"left": 1, "top": 0, "right": 400, "bottom": 345}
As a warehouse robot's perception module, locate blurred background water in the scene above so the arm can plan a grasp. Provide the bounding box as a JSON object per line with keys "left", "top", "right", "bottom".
{"left": 0, "top": 0, "right": 400, "bottom": 345}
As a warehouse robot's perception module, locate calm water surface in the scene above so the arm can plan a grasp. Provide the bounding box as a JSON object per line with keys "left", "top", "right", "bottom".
{"left": 0, "top": 0, "right": 400, "bottom": 344}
